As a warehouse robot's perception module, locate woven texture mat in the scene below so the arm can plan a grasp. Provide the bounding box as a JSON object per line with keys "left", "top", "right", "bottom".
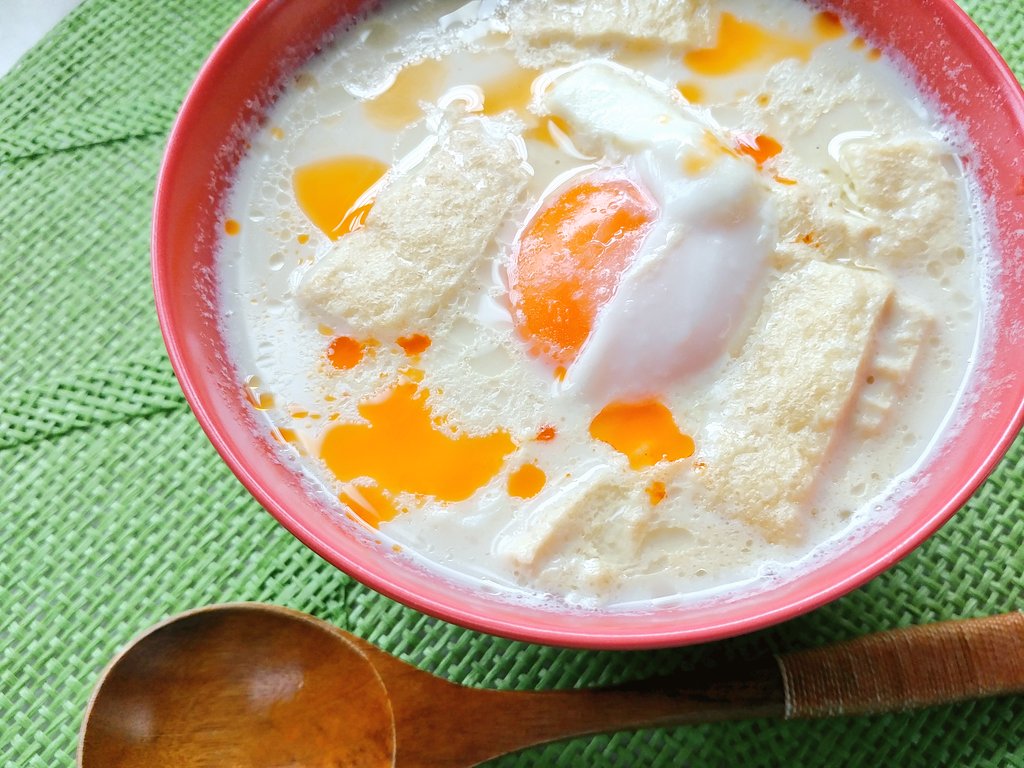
{"left": 2, "top": 1, "right": 1023, "bottom": 765}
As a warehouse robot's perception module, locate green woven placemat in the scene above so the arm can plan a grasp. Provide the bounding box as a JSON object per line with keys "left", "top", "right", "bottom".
{"left": 1, "top": 1, "right": 1022, "bottom": 765}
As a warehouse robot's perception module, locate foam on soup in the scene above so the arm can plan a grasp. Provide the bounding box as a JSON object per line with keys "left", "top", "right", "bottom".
{"left": 218, "top": 0, "right": 992, "bottom": 608}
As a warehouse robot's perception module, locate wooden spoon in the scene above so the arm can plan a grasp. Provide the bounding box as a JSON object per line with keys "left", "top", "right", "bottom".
{"left": 78, "top": 603, "right": 1024, "bottom": 767}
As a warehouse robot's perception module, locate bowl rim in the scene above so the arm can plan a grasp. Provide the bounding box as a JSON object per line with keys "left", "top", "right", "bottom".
{"left": 153, "top": 0, "right": 1024, "bottom": 649}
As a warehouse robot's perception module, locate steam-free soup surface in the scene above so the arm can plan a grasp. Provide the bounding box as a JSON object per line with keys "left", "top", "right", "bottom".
{"left": 219, "top": 0, "right": 987, "bottom": 607}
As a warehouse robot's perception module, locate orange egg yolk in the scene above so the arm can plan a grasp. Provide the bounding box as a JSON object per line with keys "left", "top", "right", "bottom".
{"left": 685, "top": 11, "right": 844, "bottom": 76}
{"left": 508, "top": 464, "right": 546, "bottom": 499}
{"left": 293, "top": 156, "right": 387, "bottom": 240}
{"left": 590, "top": 401, "right": 695, "bottom": 470}
{"left": 319, "top": 383, "right": 515, "bottom": 525}
{"left": 509, "top": 177, "right": 657, "bottom": 366}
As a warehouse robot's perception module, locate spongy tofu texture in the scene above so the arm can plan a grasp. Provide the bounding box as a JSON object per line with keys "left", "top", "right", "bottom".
{"left": 738, "top": 57, "right": 919, "bottom": 140}
{"left": 853, "top": 294, "right": 933, "bottom": 436}
{"left": 497, "top": 467, "right": 654, "bottom": 594}
{"left": 839, "top": 136, "right": 966, "bottom": 265}
{"left": 508, "top": 0, "right": 711, "bottom": 66}
{"left": 698, "top": 262, "right": 893, "bottom": 540}
{"left": 298, "top": 115, "right": 528, "bottom": 335}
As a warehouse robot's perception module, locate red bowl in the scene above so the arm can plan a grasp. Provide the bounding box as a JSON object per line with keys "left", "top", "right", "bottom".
{"left": 153, "top": 0, "right": 1024, "bottom": 649}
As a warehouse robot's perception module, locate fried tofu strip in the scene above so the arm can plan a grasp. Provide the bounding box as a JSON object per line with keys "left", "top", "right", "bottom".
{"left": 853, "top": 294, "right": 933, "bottom": 436}
{"left": 299, "top": 115, "right": 528, "bottom": 334}
{"left": 838, "top": 136, "right": 966, "bottom": 266}
{"left": 698, "top": 261, "right": 894, "bottom": 540}
{"left": 509, "top": 0, "right": 711, "bottom": 66}
{"left": 496, "top": 467, "right": 653, "bottom": 594}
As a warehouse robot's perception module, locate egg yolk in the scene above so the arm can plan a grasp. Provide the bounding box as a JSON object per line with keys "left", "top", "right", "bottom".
{"left": 293, "top": 156, "right": 387, "bottom": 240}
{"left": 590, "top": 401, "right": 695, "bottom": 470}
{"left": 508, "top": 463, "right": 546, "bottom": 499}
{"left": 320, "top": 383, "right": 515, "bottom": 523}
{"left": 509, "top": 177, "right": 657, "bottom": 366}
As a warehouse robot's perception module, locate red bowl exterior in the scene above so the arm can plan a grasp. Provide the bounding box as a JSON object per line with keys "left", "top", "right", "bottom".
{"left": 153, "top": 0, "right": 1024, "bottom": 649}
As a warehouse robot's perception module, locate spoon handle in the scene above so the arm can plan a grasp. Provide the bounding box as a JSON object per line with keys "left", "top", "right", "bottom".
{"left": 385, "top": 613, "right": 1024, "bottom": 766}
{"left": 778, "top": 611, "right": 1024, "bottom": 718}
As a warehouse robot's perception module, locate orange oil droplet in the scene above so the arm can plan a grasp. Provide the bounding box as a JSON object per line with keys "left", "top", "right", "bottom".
{"left": 340, "top": 483, "right": 404, "bottom": 528}
{"left": 524, "top": 115, "right": 573, "bottom": 147}
{"left": 868, "top": 48, "right": 882, "bottom": 61}
{"left": 338, "top": 203, "right": 374, "bottom": 236}
{"left": 736, "top": 134, "right": 783, "bottom": 167}
{"left": 326, "top": 336, "right": 365, "bottom": 370}
{"left": 677, "top": 82, "right": 704, "bottom": 104}
{"left": 224, "top": 219, "right": 241, "bottom": 236}
{"left": 685, "top": 12, "right": 840, "bottom": 76}
{"left": 401, "top": 367, "right": 425, "bottom": 383}
{"left": 297, "top": 233, "right": 310, "bottom": 244}
{"left": 270, "top": 127, "right": 285, "bottom": 140}
{"left": 683, "top": 152, "right": 714, "bottom": 176}
{"left": 293, "top": 156, "right": 387, "bottom": 240}
{"left": 508, "top": 463, "right": 547, "bottom": 499}
{"left": 812, "top": 11, "right": 845, "bottom": 40}
{"left": 646, "top": 480, "right": 667, "bottom": 506}
{"left": 364, "top": 59, "right": 447, "bottom": 129}
{"left": 590, "top": 401, "right": 695, "bottom": 470}
{"left": 482, "top": 67, "right": 540, "bottom": 117}
{"left": 773, "top": 175, "right": 798, "bottom": 186}
{"left": 535, "top": 425, "right": 557, "bottom": 442}
{"left": 321, "top": 383, "right": 515, "bottom": 503}
{"left": 273, "top": 427, "right": 299, "bottom": 445}
{"left": 510, "top": 176, "right": 657, "bottom": 366}
{"left": 396, "top": 333, "right": 431, "bottom": 356}
{"left": 244, "top": 387, "right": 274, "bottom": 410}
{"left": 756, "top": 93, "right": 772, "bottom": 107}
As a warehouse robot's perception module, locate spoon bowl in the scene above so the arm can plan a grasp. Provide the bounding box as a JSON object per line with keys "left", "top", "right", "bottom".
{"left": 79, "top": 605, "right": 395, "bottom": 767}
{"left": 79, "top": 604, "right": 1024, "bottom": 768}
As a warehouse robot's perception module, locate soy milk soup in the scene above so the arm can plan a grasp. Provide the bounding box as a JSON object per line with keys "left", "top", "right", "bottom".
{"left": 219, "top": 0, "right": 989, "bottom": 607}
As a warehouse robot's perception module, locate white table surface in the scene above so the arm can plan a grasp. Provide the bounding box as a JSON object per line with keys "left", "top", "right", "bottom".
{"left": 0, "top": 0, "right": 86, "bottom": 78}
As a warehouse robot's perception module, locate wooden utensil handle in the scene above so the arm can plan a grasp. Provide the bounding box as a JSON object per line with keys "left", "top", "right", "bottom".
{"left": 778, "top": 612, "right": 1024, "bottom": 718}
